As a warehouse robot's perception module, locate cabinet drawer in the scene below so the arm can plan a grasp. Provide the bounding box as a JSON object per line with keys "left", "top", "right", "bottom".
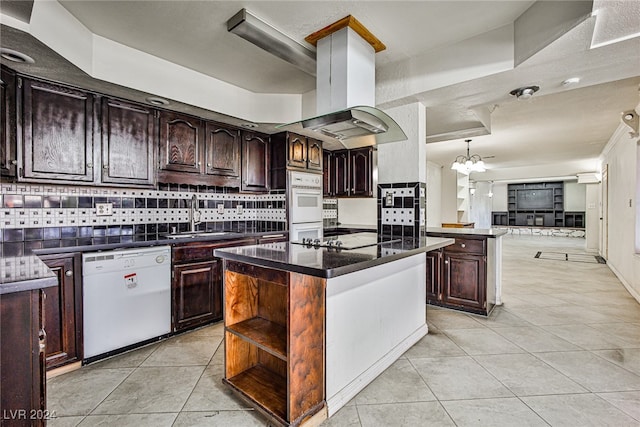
{"left": 444, "top": 237, "right": 485, "bottom": 255}
{"left": 173, "top": 238, "right": 256, "bottom": 262}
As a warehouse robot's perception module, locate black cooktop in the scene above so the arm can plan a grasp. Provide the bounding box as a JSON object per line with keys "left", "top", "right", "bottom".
{"left": 292, "top": 232, "right": 401, "bottom": 250}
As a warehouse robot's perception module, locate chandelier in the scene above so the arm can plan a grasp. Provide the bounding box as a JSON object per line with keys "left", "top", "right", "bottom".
{"left": 451, "top": 139, "right": 486, "bottom": 175}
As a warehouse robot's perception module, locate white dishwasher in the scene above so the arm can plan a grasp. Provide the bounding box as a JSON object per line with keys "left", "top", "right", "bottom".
{"left": 82, "top": 246, "right": 171, "bottom": 359}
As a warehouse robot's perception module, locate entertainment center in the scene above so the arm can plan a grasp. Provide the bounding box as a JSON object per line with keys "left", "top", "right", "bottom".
{"left": 492, "top": 181, "right": 585, "bottom": 228}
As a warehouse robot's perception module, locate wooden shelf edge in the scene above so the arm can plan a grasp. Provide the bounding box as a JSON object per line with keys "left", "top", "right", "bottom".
{"left": 226, "top": 317, "right": 287, "bottom": 361}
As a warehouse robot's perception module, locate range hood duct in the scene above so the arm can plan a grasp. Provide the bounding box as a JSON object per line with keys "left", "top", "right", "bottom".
{"left": 278, "top": 17, "right": 406, "bottom": 149}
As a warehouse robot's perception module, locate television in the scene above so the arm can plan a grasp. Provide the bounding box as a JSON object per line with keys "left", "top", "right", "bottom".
{"left": 516, "top": 189, "right": 554, "bottom": 210}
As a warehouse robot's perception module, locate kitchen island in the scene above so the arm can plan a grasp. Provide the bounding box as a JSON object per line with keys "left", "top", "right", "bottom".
{"left": 214, "top": 233, "right": 454, "bottom": 426}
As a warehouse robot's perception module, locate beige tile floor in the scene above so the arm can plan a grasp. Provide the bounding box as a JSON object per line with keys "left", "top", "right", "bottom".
{"left": 47, "top": 235, "right": 640, "bottom": 426}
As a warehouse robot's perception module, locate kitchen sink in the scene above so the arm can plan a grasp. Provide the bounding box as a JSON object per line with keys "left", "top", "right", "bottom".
{"left": 164, "top": 231, "right": 230, "bottom": 239}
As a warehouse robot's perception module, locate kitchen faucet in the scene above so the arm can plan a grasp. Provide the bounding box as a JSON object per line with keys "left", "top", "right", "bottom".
{"left": 190, "top": 194, "right": 202, "bottom": 232}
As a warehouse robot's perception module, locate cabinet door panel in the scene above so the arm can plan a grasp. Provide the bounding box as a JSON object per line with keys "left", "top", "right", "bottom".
{"left": 1, "top": 67, "right": 17, "bottom": 177}
{"left": 443, "top": 253, "right": 485, "bottom": 310}
{"left": 242, "top": 132, "right": 269, "bottom": 192}
{"left": 173, "top": 260, "right": 221, "bottom": 331}
{"left": 1, "top": 290, "right": 46, "bottom": 425}
{"left": 159, "top": 111, "right": 203, "bottom": 173}
{"left": 334, "top": 150, "right": 349, "bottom": 197}
{"left": 307, "top": 138, "right": 322, "bottom": 171}
{"left": 350, "top": 147, "right": 372, "bottom": 197}
{"left": 41, "top": 254, "right": 83, "bottom": 370}
{"left": 22, "top": 79, "right": 95, "bottom": 181}
{"left": 205, "top": 124, "right": 240, "bottom": 177}
{"left": 102, "top": 98, "right": 155, "bottom": 186}
{"left": 322, "top": 151, "right": 333, "bottom": 196}
{"left": 287, "top": 134, "right": 307, "bottom": 169}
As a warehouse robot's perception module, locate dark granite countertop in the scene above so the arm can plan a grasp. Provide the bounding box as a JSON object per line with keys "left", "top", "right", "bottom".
{"left": 426, "top": 227, "right": 508, "bottom": 237}
{"left": 0, "top": 230, "right": 288, "bottom": 292}
{"left": 214, "top": 235, "right": 455, "bottom": 278}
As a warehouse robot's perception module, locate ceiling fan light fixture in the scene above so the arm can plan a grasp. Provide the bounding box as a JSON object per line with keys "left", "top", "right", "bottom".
{"left": 510, "top": 85, "right": 540, "bottom": 100}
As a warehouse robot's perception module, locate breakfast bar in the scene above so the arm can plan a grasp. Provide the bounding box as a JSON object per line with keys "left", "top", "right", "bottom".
{"left": 214, "top": 233, "right": 454, "bottom": 426}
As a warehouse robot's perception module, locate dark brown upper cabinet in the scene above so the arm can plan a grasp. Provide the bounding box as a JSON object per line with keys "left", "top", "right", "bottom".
{"left": 334, "top": 150, "right": 350, "bottom": 197}
{"left": 158, "top": 110, "right": 204, "bottom": 174}
{"left": 204, "top": 123, "right": 241, "bottom": 186}
{"left": 323, "top": 150, "right": 334, "bottom": 196}
{"left": 350, "top": 147, "right": 373, "bottom": 197}
{"left": 21, "top": 78, "right": 96, "bottom": 182}
{"left": 287, "top": 133, "right": 307, "bottom": 169}
{"left": 101, "top": 98, "right": 156, "bottom": 187}
{"left": 323, "top": 147, "right": 374, "bottom": 198}
{"left": 1, "top": 66, "right": 17, "bottom": 178}
{"left": 307, "top": 138, "right": 322, "bottom": 171}
{"left": 241, "top": 130, "right": 270, "bottom": 192}
{"left": 271, "top": 132, "right": 323, "bottom": 190}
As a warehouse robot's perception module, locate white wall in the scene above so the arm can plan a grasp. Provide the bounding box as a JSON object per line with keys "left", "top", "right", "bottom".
{"left": 599, "top": 123, "right": 639, "bottom": 302}
{"left": 426, "top": 162, "right": 442, "bottom": 227}
{"left": 565, "top": 181, "right": 587, "bottom": 211}
{"left": 378, "top": 103, "right": 427, "bottom": 184}
{"left": 338, "top": 199, "right": 377, "bottom": 227}
{"left": 469, "top": 181, "right": 492, "bottom": 229}
{"left": 491, "top": 182, "right": 509, "bottom": 211}
{"left": 441, "top": 168, "right": 458, "bottom": 223}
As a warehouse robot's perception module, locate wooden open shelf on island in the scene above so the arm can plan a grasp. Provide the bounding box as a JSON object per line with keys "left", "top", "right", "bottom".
{"left": 224, "top": 365, "right": 287, "bottom": 424}
{"left": 223, "top": 260, "right": 326, "bottom": 426}
{"left": 226, "top": 317, "right": 287, "bottom": 361}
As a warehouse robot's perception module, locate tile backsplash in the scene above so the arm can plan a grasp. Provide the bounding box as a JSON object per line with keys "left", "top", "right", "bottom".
{"left": 377, "top": 182, "right": 426, "bottom": 238}
{"left": 0, "top": 183, "right": 286, "bottom": 256}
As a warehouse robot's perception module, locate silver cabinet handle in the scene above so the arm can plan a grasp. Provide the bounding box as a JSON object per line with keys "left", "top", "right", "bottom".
{"left": 65, "top": 270, "right": 73, "bottom": 277}
{"left": 207, "top": 163, "right": 212, "bottom": 168}
{"left": 461, "top": 243, "right": 466, "bottom": 248}
{"left": 87, "top": 163, "right": 93, "bottom": 168}
{"left": 10, "top": 160, "right": 17, "bottom": 165}
{"left": 444, "top": 260, "right": 449, "bottom": 264}
{"left": 103, "top": 164, "right": 109, "bottom": 170}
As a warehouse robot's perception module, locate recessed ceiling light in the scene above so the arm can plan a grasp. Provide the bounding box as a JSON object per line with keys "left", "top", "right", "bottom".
{"left": 562, "top": 77, "right": 580, "bottom": 86}
{"left": 241, "top": 122, "right": 259, "bottom": 129}
{"left": 145, "top": 96, "right": 169, "bottom": 106}
{"left": 509, "top": 85, "right": 540, "bottom": 100}
{"left": 0, "top": 48, "right": 35, "bottom": 64}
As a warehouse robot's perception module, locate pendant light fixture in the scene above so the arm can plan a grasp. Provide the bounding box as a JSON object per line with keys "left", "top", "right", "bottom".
{"left": 451, "top": 139, "right": 486, "bottom": 175}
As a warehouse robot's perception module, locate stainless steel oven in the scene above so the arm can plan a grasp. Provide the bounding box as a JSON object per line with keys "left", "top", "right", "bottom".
{"left": 288, "top": 171, "right": 323, "bottom": 241}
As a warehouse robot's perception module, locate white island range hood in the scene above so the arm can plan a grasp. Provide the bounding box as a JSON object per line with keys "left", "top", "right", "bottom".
{"left": 277, "top": 15, "right": 407, "bottom": 150}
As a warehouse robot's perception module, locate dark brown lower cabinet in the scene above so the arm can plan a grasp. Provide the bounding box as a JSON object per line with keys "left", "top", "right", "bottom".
{"left": 172, "top": 238, "right": 256, "bottom": 332}
{"left": 426, "top": 235, "right": 492, "bottom": 315}
{"left": 442, "top": 252, "right": 486, "bottom": 312}
{"left": 173, "top": 260, "right": 222, "bottom": 331}
{"left": 0, "top": 289, "right": 47, "bottom": 426}
{"left": 426, "top": 248, "right": 443, "bottom": 303}
{"left": 40, "top": 253, "right": 83, "bottom": 370}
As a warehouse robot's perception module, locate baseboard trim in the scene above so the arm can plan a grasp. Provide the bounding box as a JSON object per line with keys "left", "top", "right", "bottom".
{"left": 46, "top": 361, "right": 82, "bottom": 379}
{"left": 607, "top": 262, "right": 640, "bottom": 303}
